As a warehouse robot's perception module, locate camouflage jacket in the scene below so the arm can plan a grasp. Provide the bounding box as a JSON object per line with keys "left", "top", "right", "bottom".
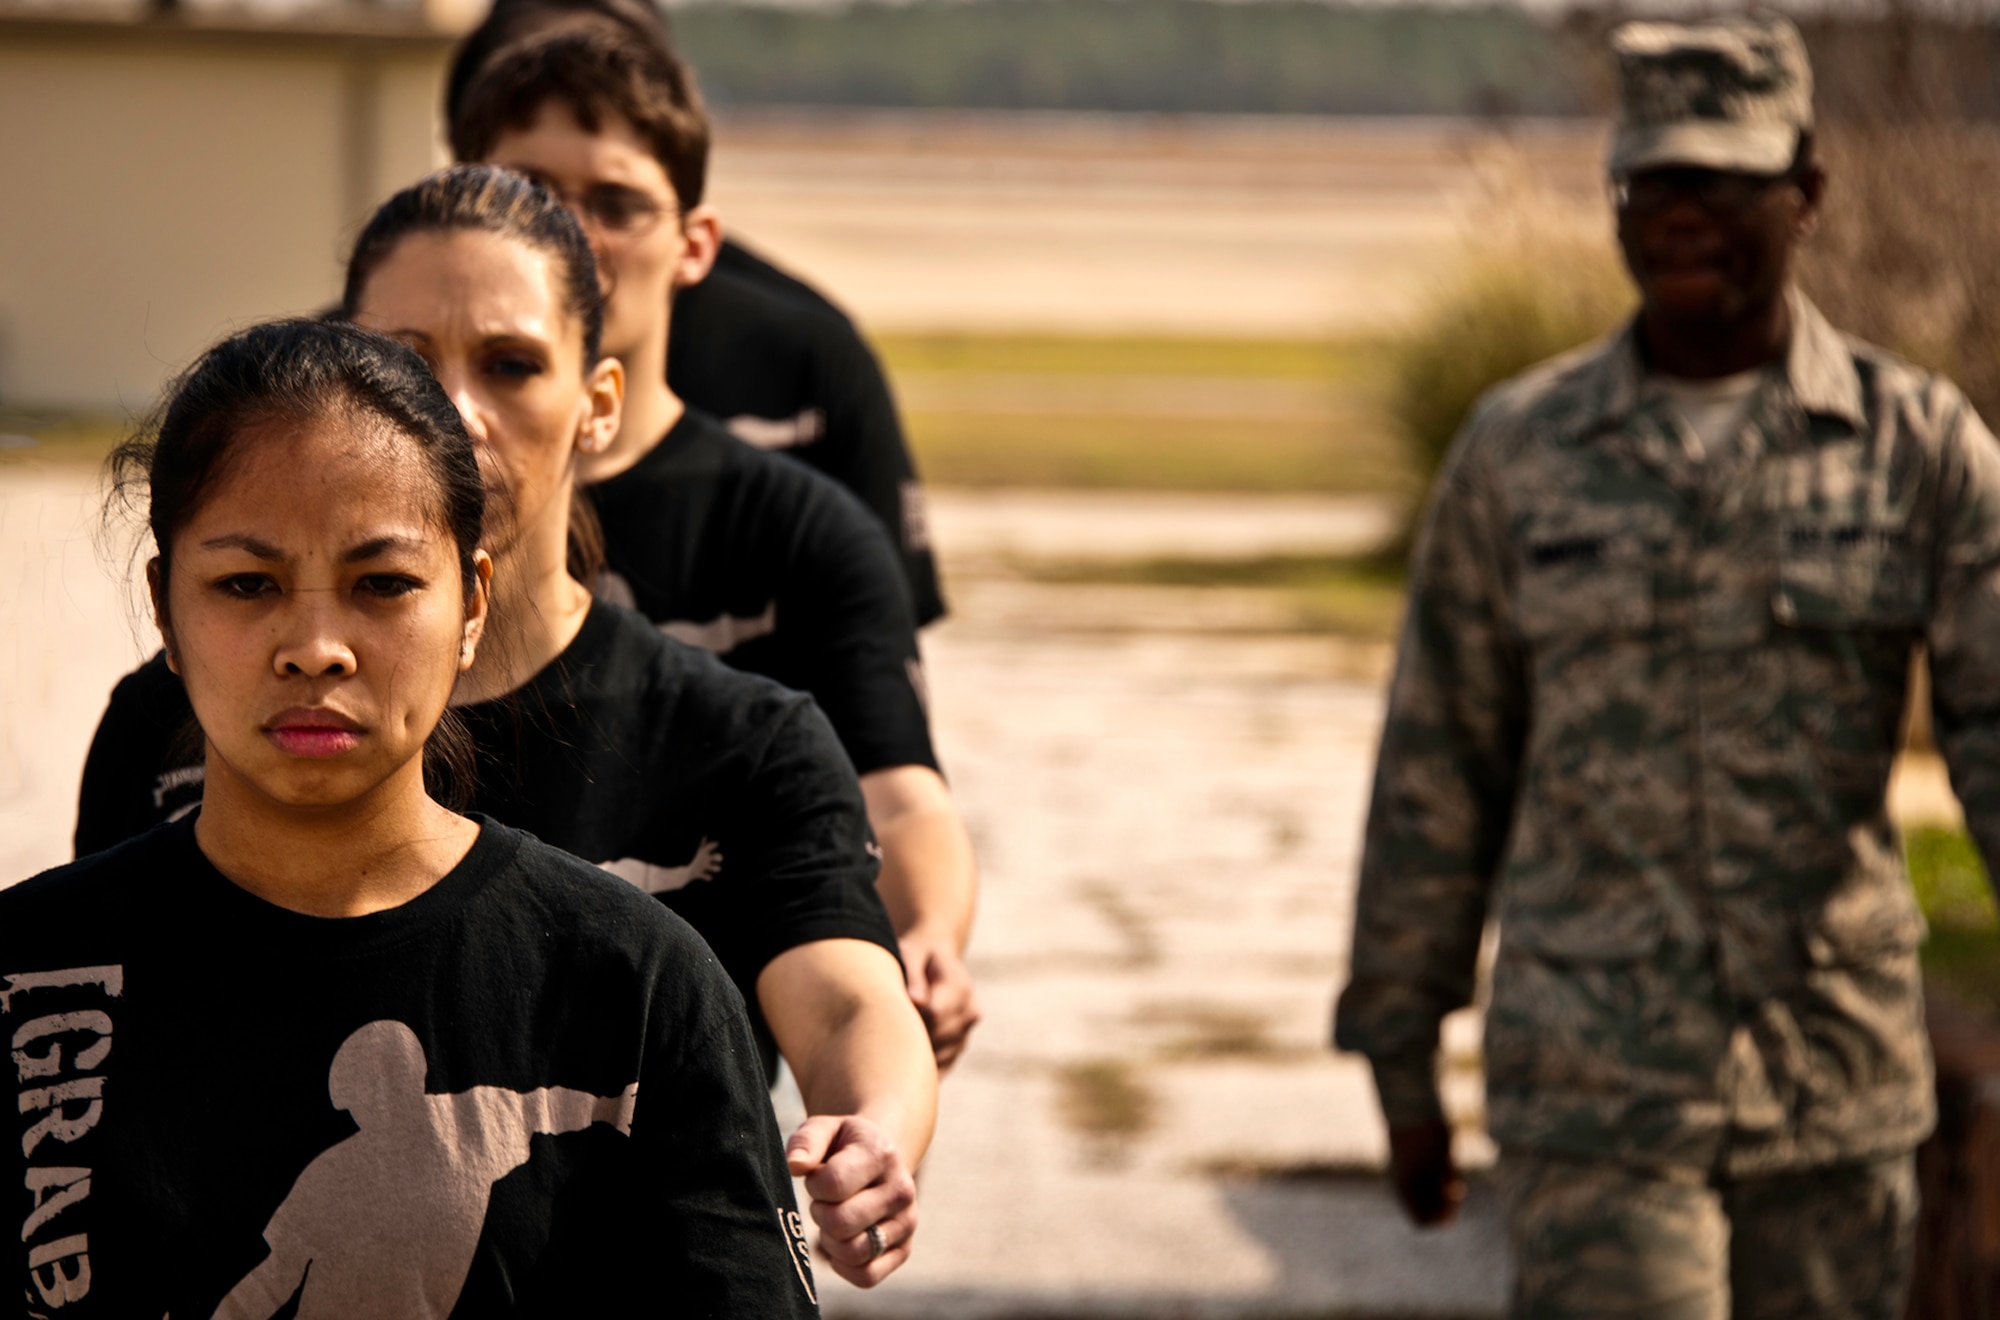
{"left": 1335, "top": 294, "right": 2000, "bottom": 1176}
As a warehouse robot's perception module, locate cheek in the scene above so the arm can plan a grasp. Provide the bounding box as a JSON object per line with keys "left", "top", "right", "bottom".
{"left": 615, "top": 230, "right": 681, "bottom": 293}
{"left": 164, "top": 579, "right": 263, "bottom": 683}
{"left": 371, "top": 606, "right": 469, "bottom": 724}
{"left": 483, "top": 406, "right": 574, "bottom": 506}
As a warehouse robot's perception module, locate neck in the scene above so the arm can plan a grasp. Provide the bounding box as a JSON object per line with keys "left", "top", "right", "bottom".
{"left": 194, "top": 753, "right": 475, "bottom": 918}
{"left": 1638, "top": 290, "right": 1792, "bottom": 381}
{"left": 457, "top": 482, "right": 594, "bottom": 704}
{"left": 583, "top": 325, "right": 683, "bottom": 484}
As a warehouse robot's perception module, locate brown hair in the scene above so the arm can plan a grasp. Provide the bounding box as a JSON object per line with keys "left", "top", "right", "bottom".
{"left": 450, "top": 15, "right": 709, "bottom": 214}
{"left": 445, "top": 0, "right": 675, "bottom": 128}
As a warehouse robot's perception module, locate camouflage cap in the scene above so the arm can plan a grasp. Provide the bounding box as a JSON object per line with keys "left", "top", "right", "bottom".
{"left": 1608, "top": 11, "right": 1813, "bottom": 177}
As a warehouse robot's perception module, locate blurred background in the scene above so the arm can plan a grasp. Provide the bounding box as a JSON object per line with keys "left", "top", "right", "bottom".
{"left": 3, "top": 0, "right": 1999, "bottom": 1314}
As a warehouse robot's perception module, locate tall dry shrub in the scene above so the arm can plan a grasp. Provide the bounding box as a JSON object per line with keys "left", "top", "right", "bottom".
{"left": 1793, "top": 8, "right": 2000, "bottom": 427}
{"left": 1799, "top": 123, "right": 2000, "bottom": 426}
{"left": 1384, "top": 156, "right": 1632, "bottom": 552}
{"left": 1390, "top": 239, "right": 1630, "bottom": 497}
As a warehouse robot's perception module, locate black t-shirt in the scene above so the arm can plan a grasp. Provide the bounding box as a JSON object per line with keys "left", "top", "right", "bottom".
{"left": 589, "top": 407, "right": 938, "bottom": 777}
{"left": 1, "top": 815, "right": 822, "bottom": 1317}
{"left": 670, "top": 239, "right": 947, "bottom": 626}
{"left": 73, "top": 601, "right": 896, "bottom": 1043}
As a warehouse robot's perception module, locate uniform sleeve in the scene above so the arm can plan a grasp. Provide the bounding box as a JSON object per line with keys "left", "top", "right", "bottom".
{"left": 628, "top": 945, "right": 823, "bottom": 1318}
{"left": 74, "top": 657, "right": 198, "bottom": 859}
{"left": 665, "top": 692, "right": 901, "bottom": 1011}
{"left": 775, "top": 472, "right": 939, "bottom": 776}
{"left": 1922, "top": 390, "right": 2000, "bottom": 878}
{"left": 1333, "top": 426, "right": 1526, "bottom": 1128}
{"left": 807, "top": 328, "right": 948, "bottom": 626}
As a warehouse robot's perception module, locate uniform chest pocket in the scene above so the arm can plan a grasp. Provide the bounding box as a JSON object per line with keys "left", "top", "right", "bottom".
{"left": 1512, "top": 532, "right": 1655, "bottom": 643}
{"left": 1774, "top": 523, "right": 1928, "bottom": 631}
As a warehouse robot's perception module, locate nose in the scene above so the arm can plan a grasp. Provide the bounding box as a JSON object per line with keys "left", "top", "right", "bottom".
{"left": 432, "top": 363, "right": 489, "bottom": 444}
{"left": 272, "top": 597, "right": 357, "bottom": 679}
{"left": 575, "top": 215, "right": 612, "bottom": 270}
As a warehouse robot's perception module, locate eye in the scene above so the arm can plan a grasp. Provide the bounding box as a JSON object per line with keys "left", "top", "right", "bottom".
{"left": 486, "top": 354, "right": 545, "bottom": 382}
{"left": 215, "top": 574, "right": 277, "bottom": 600}
{"left": 357, "top": 574, "right": 423, "bottom": 598}
{"left": 586, "top": 187, "right": 665, "bottom": 231}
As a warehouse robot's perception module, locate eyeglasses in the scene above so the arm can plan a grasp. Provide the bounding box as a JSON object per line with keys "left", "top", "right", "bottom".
{"left": 527, "top": 177, "right": 675, "bottom": 237}
{"left": 1610, "top": 168, "right": 1798, "bottom": 218}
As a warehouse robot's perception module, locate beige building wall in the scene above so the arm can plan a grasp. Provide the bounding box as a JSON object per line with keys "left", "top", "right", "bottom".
{"left": 0, "top": 18, "right": 456, "bottom": 412}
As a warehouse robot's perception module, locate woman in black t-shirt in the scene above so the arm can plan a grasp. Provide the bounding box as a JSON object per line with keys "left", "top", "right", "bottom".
{"left": 6, "top": 319, "right": 819, "bottom": 1316}
{"left": 74, "top": 167, "right": 935, "bottom": 1289}
{"left": 450, "top": 20, "right": 982, "bottom": 1076}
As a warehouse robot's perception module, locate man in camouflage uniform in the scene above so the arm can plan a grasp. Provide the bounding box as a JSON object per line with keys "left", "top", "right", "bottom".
{"left": 1334, "top": 12, "right": 2000, "bottom": 1317}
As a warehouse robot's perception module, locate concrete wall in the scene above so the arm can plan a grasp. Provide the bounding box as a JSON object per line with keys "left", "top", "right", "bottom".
{"left": 0, "top": 20, "right": 454, "bottom": 412}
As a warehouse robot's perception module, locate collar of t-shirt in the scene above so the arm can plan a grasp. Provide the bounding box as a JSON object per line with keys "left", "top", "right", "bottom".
{"left": 159, "top": 811, "right": 516, "bottom": 958}
{"left": 474, "top": 598, "right": 623, "bottom": 714}
{"left": 603, "top": 408, "right": 728, "bottom": 492}
{"left": 1646, "top": 367, "right": 1768, "bottom": 463}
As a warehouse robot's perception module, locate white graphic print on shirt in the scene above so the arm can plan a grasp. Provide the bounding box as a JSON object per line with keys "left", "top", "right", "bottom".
{"left": 598, "top": 839, "right": 725, "bottom": 895}
{"left": 211, "top": 1020, "right": 638, "bottom": 1320}
{"left": 594, "top": 570, "right": 779, "bottom": 656}
{"left": 726, "top": 408, "right": 825, "bottom": 452}
{"left": 7, "top": 964, "right": 123, "bottom": 1312}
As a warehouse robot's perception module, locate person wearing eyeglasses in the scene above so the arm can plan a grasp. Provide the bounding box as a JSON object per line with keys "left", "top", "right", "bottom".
{"left": 445, "top": 0, "right": 948, "bottom": 631}
{"left": 1334, "top": 13, "right": 2000, "bottom": 1317}
{"left": 448, "top": 19, "right": 983, "bottom": 1079}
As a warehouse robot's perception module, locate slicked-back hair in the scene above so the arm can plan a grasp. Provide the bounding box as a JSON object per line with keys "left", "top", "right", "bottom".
{"left": 450, "top": 16, "right": 709, "bottom": 214}
{"left": 105, "top": 318, "right": 487, "bottom": 806}
{"left": 343, "top": 164, "right": 606, "bottom": 371}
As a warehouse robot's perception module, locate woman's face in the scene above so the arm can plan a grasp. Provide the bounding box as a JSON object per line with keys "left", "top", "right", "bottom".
{"left": 161, "top": 415, "right": 485, "bottom": 812}
{"left": 352, "top": 229, "right": 618, "bottom": 557}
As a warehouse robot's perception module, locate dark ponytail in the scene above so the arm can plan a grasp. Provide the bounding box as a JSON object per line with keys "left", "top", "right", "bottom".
{"left": 107, "top": 318, "right": 487, "bottom": 807}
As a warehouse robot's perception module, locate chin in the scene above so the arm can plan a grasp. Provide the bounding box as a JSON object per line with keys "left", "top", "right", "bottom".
{"left": 238, "top": 758, "right": 387, "bottom": 813}
{"left": 1646, "top": 284, "right": 1741, "bottom": 326}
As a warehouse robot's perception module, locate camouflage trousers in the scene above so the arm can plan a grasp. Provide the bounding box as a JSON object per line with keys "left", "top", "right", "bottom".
{"left": 1500, "top": 1151, "right": 1917, "bottom": 1319}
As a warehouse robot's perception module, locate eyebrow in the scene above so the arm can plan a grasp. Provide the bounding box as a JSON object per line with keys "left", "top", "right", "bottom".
{"left": 343, "top": 536, "right": 428, "bottom": 563}
{"left": 199, "top": 533, "right": 284, "bottom": 559}
{"left": 385, "top": 326, "right": 554, "bottom": 354}
{"left": 196, "top": 534, "right": 429, "bottom": 563}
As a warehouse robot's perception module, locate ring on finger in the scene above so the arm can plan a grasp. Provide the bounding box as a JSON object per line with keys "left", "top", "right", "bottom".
{"left": 865, "top": 1223, "right": 888, "bottom": 1262}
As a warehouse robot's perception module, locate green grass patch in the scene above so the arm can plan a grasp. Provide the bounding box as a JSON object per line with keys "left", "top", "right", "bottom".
{"left": 881, "top": 331, "right": 1407, "bottom": 491}
{"left": 904, "top": 409, "right": 1410, "bottom": 493}
{"left": 0, "top": 416, "right": 124, "bottom": 466}
{"left": 1906, "top": 825, "right": 2000, "bottom": 1014}
{"left": 1023, "top": 550, "right": 1408, "bottom": 639}
{"left": 876, "top": 331, "right": 1386, "bottom": 382}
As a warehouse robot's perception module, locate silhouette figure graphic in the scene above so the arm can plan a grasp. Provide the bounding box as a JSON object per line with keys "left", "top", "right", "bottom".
{"left": 210, "top": 1020, "right": 638, "bottom": 1320}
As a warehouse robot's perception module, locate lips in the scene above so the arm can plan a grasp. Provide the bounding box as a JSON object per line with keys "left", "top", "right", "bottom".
{"left": 264, "top": 708, "right": 365, "bottom": 759}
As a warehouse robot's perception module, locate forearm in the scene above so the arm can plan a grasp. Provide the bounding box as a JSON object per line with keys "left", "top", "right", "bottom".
{"left": 861, "top": 767, "right": 978, "bottom": 949}
{"left": 759, "top": 940, "right": 939, "bottom": 1166}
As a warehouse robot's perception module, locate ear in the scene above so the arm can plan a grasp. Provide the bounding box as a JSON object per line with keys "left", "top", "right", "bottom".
{"left": 1793, "top": 164, "right": 1827, "bottom": 242}
{"left": 574, "top": 356, "right": 626, "bottom": 456}
{"left": 458, "top": 550, "right": 494, "bottom": 674}
{"left": 670, "top": 204, "right": 723, "bottom": 293}
{"left": 146, "top": 556, "right": 180, "bottom": 674}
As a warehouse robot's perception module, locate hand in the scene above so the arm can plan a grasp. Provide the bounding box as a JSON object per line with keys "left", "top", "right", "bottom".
{"left": 900, "top": 927, "right": 980, "bottom": 1070}
{"left": 786, "top": 1113, "right": 920, "bottom": 1288}
{"left": 1388, "top": 1120, "right": 1465, "bottom": 1227}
